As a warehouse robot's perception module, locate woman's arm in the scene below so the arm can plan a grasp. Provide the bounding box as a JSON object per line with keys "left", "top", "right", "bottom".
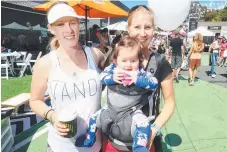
{"left": 92, "top": 47, "right": 107, "bottom": 70}
{"left": 209, "top": 44, "right": 213, "bottom": 52}
{"left": 147, "top": 73, "right": 175, "bottom": 149}
{"left": 30, "top": 55, "right": 69, "bottom": 136}
{"left": 30, "top": 55, "right": 52, "bottom": 119}
{"left": 199, "top": 43, "right": 205, "bottom": 52}
{"left": 188, "top": 44, "right": 193, "bottom": 57}
{"left": 96, "top": 32, "right": 105, "bottom": 46}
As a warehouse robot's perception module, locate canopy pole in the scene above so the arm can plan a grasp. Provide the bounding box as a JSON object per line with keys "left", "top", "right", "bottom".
{"left": 85, "top": 6, "right": 88, "bottom": 46}
{"left": 108, "top": 17, "right": 110, "bottom": 35}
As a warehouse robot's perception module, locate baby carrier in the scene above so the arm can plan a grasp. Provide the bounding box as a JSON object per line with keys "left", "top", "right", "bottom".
{"left": 98, "top": 52, "right": 164, "bottom": 151}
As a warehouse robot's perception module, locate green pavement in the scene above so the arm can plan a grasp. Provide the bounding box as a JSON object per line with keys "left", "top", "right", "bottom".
{"left": 13, "top": 78, "right": 227, "bottom": 152}
{"left": 162, "top": 79, "right": 227, "bottom": 152}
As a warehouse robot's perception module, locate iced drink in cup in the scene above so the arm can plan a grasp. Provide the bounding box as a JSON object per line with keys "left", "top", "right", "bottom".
{"left": 57, "top": 106, "right": 79, "bottom": 138}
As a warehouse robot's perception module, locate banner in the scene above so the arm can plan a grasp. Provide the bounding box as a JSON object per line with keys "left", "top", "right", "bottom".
{"left": 189, "top": 17, "right": 198, "bottom": 32}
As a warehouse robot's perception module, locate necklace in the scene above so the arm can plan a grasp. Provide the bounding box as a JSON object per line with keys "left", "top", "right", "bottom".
{"left": 72, "top": 72, "right": 76, "bottom": 76}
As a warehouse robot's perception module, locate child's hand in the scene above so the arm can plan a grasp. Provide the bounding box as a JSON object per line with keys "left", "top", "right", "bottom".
{"left": 124, "top": 71, "right": 138, "bottom": 86}
{"left": 113, "top": 68, "right": 125, "bottom": 84}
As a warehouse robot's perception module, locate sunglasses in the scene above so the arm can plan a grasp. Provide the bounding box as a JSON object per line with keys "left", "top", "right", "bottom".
{"left": 128, "top": 5, "right": 150, "bottom": 16}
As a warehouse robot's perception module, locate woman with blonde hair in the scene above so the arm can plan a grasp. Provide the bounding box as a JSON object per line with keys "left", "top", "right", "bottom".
{"left": 29, "top": 2, "right": 105, "bottom": 151}
{"left": 188, "top": 33, "right": 204, "bottom": 85}
{"left": 102, "top": 5, "right": 175, "bottom": 152}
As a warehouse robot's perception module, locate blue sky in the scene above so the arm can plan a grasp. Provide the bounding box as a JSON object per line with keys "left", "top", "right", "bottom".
{"left": 119, "top": 0, "right": 226, "bottom": 10}
{"left": 120, "top": 0, "right": 148, "bottom": 9}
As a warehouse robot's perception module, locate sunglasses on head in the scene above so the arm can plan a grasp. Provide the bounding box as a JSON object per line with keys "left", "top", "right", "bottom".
{"left": 128, "top": 5, "right": 150, "bottom": 15}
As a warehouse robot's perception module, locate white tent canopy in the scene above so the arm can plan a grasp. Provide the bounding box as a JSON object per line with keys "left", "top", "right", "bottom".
{"left": 2, "top": 22, "right": 28, "bottom": 30}
{"left": 157, "top": 31, "right": 170, "bottom": 36}
{"left": 104, "top": 21, "right": 127, "bottom": 31}
{"left": 188, "top": 27, "right": 215, "bottom": 37}
{"left": 32, "top": 24, "right": 48, "bottom": 31}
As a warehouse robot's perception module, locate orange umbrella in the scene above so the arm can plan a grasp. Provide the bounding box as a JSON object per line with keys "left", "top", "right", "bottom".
{"left": 34, "top": 0, "right": 128, "bottom": 45}
{"left": 34, "top": 0, "right": 128, "bottom": 18}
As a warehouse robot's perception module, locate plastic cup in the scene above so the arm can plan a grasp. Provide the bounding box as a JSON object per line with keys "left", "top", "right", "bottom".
{"left": 57, "top": 107, "right": 78, "bottom": 138}
{"left": 60, "top": 119, "right": 77, "bottom": 138}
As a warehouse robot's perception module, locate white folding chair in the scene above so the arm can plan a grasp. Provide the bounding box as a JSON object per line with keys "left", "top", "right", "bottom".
{"left": 16, "top": 53, "right": 33, "bottom": 77}
{"left": 1, "top": 56, "right": 14, "bottom": 79}
{"left": 30, "top": 51, "right": 42, "bottom": 63}
{"left": 15, "top": 51, "right": 27, "bottom": 63}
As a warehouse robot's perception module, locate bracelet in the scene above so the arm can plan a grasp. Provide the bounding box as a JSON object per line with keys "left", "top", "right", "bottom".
{"left": 150, "top": 123, "right": 161, "bottom": 136}
{"left": 44, "top": 109, "right": 54, "bottom": 120}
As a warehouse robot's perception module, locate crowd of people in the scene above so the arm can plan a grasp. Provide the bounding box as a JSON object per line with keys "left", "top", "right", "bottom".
{"left": 1, "top": 32, "right": 49, "bottom": 54}
{"left": 153, "top": 31, "right": 227, "bottom": 86}
{"left": 28, "top": 1, "right": 227, "bottom": 152}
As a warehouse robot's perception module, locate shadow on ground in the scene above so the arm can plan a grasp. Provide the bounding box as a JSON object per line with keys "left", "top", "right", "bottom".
{"left": 162, "top": 133, "right": 182, "bottom": 152}
{"left": 220, "top": 73, "right": 227, "bottom": 78}
{"left": 164, "top": 133, "right": 182, "bottom": 147}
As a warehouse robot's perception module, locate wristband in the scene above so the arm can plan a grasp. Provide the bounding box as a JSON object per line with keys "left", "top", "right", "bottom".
{"left": 150, "top": 123, "right": 161, "bottom": 136}
{"left": 44, "top": 109, "right": 54, "bottom": 120}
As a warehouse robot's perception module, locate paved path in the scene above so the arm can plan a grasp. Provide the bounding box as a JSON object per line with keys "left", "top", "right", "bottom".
{"left": 162, "top": 53, "right": 227, "bottom": 152}
{"left": 161, "top": 78, "right": 227, "bottom": 152}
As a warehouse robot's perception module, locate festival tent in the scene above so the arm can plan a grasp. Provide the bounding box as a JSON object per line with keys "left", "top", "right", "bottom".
{"left": 1, "top": 22, "right": 28, "bottom": 30}
{"left": 104, "top": 21, "right": 127, "bottom": 31}
{"left": 32, "top": 24, "right": 48, "bottom": 31}
{"left": 33, "top": 0, "right": 128, "bottom": 45}
{"left": 158, "top": 31, "right": 170, "bottom": 36}
{"left": 188, "top": 27, "right": 215, "bottom": 37}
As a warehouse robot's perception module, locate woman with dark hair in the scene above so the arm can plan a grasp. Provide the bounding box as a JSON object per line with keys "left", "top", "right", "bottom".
{"left": 101, "top": 28, "right": 111, "bottom": 53}
{"left": 91, "top": 24, "right": 104, "bottom": 47}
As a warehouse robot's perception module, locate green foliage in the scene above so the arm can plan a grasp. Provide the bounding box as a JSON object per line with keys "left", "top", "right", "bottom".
{"left": 1, "top": 76, "right": 32, "bottom": 102}
{"left": 218, "top": 7, "right": 227, "bottom": 21}
{"left": 202, "top": 10, "right": 218, "bottom": 21}
{"left": 201, "top": 6, "right": 227, "bottom": 21}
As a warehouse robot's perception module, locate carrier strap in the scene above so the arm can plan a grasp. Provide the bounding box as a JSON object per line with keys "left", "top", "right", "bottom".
{"left": 146, "top": 52, "right": 164, "bottom": 117}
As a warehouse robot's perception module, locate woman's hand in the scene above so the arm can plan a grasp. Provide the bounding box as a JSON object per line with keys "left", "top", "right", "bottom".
{"left": 147, "top": 128, "right": 158, "bottom": 150}
{"left": 51, "top": 113, "right": 70, "bottom": 137}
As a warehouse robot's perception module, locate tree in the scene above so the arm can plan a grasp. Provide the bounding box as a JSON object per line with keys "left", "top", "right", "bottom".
{"left": 200, "top": 6, "right": 227, "bottom": 21}
{"left": 202, "top": 10, "right": 218, "bottom": 21}
{"left": 217, "top": 6, "right": 227, "bottom": 21}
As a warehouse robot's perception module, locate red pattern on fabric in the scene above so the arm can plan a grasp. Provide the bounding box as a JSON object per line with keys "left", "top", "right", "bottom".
{"left": 102, "top": 137, "right": 155, "bottom": 152}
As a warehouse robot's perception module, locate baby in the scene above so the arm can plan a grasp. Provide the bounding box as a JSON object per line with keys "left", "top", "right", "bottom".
{"left": 76, "top": 36, "right": 158, "bottom": 152}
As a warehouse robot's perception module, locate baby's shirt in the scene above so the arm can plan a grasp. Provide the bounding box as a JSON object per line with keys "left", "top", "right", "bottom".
{"left": 100, "top": 64, "right": 158, "bottom": 90}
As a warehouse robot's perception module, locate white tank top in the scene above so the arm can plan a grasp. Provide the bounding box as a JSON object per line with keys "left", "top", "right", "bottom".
{"left": 47, "top": 47, "right": 101, "bottom": 152}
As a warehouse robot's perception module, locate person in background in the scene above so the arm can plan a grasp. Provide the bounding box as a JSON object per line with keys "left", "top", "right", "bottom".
{"left": 221, "top": 38, "right": 227, "bottom": 67}
{"left": 218, "top": 36, "right": 227, "bottom": 67}
{"left": 102, "top": 28, "right": 111, "bottom": 46}
{"left": 17, "top": 34, "right": 27, "bottom": 51}
{"left": 111, "top": 30, "right": 122, "bottom": 48}
{"left": 102, "top": 5, "right": 175, "bottom": 152}
{"left": 188, "top": 33, "right": 204, "bottom": 86}
{"left": 91, "top": 24, "right": 104, "bottom": 47}
{"left": 169, "top": 32, "right": 185, "bottom": 83}
{"left": 101, "top": 28, "right": 111, "bottom": 53}
{"left": 29, "top": 2, "right": 105, "bottom": 151}
{"left": 209, "top": 36, "right": 222, "bottom": 78}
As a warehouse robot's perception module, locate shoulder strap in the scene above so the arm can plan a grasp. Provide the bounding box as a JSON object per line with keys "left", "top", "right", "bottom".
{"left": 50, "top": 51, "right": 60, "bottom": 67}
{"left": 146, "top": 52, "right": 164, "bottom": 117}
{"left": 146, "top": 52, "right": 163, "bottom": 75}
